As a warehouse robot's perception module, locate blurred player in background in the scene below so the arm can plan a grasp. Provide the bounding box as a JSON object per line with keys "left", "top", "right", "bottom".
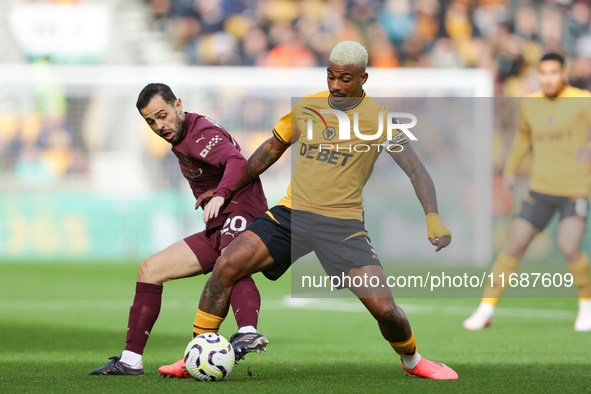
{"left": 89, "top": 83, "right": 269, "bottom": 376}
{"left": 165, "top": 41, "right": 458, "bottom": 380}
{"left": 464, "top": 53, "right": 591, "bottom": 332}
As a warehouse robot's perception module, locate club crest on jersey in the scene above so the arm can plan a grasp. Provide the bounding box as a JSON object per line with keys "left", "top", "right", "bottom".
{"left": 200, "top": 135, "right": 223, "bottom": 158}
{"left": 323, "top": 126, "right": 336, "bottom": 141}
{"left": 176, "top": 152, "right": 192, "bottom": 165}
{"left": 301, "top": 107, "right": 335, "bottom": 141}
{"left": 302, "top": 106, "right": 417, "bottom": 145}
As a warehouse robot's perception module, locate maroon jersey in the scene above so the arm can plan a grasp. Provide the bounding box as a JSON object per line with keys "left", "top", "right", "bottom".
{"left": 172, "top": 112, "right": 267, "bottom": 227}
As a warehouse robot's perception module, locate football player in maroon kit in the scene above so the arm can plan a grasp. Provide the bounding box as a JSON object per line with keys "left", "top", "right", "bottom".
{"left": 90, "top": 83, "right": 269, "bottom": 377}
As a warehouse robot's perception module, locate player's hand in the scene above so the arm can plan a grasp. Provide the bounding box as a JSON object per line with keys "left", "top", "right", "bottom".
{"left": 426, "top": 213, "right": 452, "bottom": 252}
{"left": 503, "top": 173, "right": 516, "bottom": 194}
{"left": 195, "top": 189, "right": 216, "bottom": 210}
{"left": 203, "top": 196, "right": 225, "bottom": 224}
{"left": 575, "top": 146, "right": 591, "bottom": 163}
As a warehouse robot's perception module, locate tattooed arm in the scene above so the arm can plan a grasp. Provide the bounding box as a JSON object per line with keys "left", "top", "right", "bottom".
{"left": 232, "top": 135, "right": 291, "bottom": 193}
{"left": 390, "top": 143, "right": 451, "bottom": 251}
{"left": 389, "top": 142, "right": 438, "bottom": 214}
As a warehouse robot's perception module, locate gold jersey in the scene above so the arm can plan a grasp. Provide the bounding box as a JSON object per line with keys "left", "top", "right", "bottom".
{"left": 273, "top": 90, "right": 408, "bottom": 221}
{"left": 504, "top": 85, "right": 591, "bottom": 198}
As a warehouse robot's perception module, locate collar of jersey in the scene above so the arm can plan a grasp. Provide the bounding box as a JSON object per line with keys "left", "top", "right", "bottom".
{"left": 543, "top": 84, "right": 568, "bottom": 98}
{"left": 328, "top": 90, "right": 366, "bottom": 111}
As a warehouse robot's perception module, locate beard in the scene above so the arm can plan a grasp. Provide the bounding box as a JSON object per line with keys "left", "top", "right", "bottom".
{"left": 168, "top": 113, "right": 184, "bottom": 146}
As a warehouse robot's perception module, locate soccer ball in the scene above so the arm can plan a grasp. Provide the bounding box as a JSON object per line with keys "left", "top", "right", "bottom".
{"left": 184, "top": 333, "right": 235, "bottom": 381}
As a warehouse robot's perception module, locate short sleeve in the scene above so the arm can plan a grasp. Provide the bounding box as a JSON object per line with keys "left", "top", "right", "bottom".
{"left": 380, "top": 113, "right": 409, "bottom": 147}
{"left": 273, "top": 112, "right": 292, "bottom": 145}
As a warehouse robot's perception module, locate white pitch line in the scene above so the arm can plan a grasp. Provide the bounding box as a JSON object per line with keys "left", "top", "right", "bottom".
{"left": 281, "top": 296, "right": 577, "bottom": 320}
{"left": 0, "top": 297, "right": 577, "bottom": 320}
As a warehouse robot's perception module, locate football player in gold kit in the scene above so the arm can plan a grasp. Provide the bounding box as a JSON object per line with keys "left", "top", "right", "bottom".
{"left": 464, "top": 53, "right": 591, "bottom": 331}
{"left": 164, "top": 41, "right": 459, "bottom": 380}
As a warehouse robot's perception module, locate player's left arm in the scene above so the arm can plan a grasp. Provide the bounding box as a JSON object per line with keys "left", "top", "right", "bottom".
{"left": 389, "top": 142, "right": 451, "bottom": 252}
{"left": 190, "top": 128, "right": 249, "bottom": 223}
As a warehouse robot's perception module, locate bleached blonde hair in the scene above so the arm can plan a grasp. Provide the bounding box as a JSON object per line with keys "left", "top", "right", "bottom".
{"left": 328, "top": 41, "right": 368, "bottom": 70}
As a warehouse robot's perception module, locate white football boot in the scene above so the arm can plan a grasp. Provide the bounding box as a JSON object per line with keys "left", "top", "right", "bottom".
{"left": 574, "top": 305, "right": 591, "bottom": 332}
{"left": 463, "top": 303, "right": 494, "bottom": 331}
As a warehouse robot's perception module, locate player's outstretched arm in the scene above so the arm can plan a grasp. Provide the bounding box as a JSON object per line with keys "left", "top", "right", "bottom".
{"left": 389, "top": 143, "right": 451, "bottom": 251}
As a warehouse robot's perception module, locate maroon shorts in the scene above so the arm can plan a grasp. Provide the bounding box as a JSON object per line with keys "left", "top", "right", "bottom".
{"left": 184, "top": 210, "right": 259, "bottom": 274}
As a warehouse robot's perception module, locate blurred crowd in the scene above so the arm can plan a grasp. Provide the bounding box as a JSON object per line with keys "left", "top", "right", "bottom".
{"left": 149, "top": 0, "right": 591, "bottom": 96}
{"left": 4, "top": 0, "right": 591, "bottom": 186}
{"left": 0, "top": 59, "right": 87, "bottom": 185}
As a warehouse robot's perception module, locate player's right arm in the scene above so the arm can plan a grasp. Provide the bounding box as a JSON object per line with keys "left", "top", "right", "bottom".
{"left": 502, "top": 102, "right": 532, "bottom": 192}
{"left": 231, "top": 111, "right": 293, "bottom": 193}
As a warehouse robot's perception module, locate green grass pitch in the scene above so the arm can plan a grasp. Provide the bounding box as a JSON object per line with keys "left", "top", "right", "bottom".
{"left": 1, "top": 262, "right": 590, "bottom": 393}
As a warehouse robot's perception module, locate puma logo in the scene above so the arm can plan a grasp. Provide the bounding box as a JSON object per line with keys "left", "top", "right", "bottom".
{"left": 220, "top": 228, "right": 238, "bottom": 238}
{"left": 195, "top": 136, "right": 206, "bottom": 144}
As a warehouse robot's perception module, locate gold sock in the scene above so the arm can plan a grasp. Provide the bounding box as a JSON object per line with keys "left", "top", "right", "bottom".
{"left": 481, "top": 253, "right": 520, "bottom": 306}
{"left": 193, "top": 309, "right": 225, "bottom": 336}
{"left": 481, "top": 298, "right": 499, "bottom": 307}
{"left": 568, "top": 253, "right": 591, "bottom": 300}
{"left": 389, "top": 331, "right": 417, "bottom": 357}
